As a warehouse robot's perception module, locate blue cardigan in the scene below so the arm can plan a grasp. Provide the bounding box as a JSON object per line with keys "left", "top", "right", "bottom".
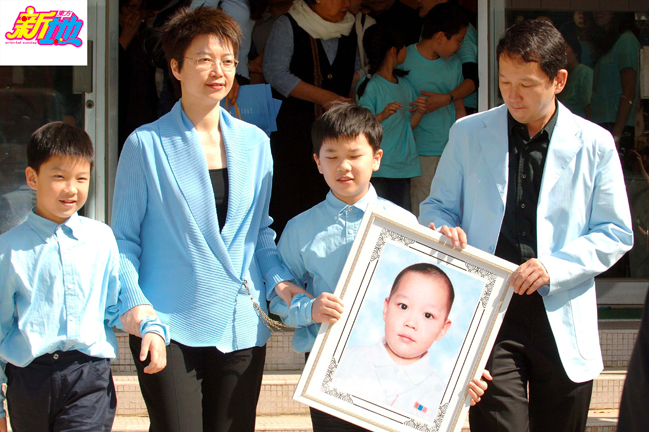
{"left": 111, "top": 101, "right": 294, "bottom": 352}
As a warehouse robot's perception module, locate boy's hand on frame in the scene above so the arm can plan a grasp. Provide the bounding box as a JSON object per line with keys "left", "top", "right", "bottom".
{"left": 275, "top": 281, "right": 314, "bottom": 307}
{"left": 429, "top": 223, "right": 467, "bottom": 249}
{"left": 121, "top": 304, "right": 157, "bottom": 337}
{"left": 140, "top": 332, "right": 167, "bottom": 374}
{"left": 311, "top": 293, "right": 344, "bottom": 324}
{"left": 468, "top": 370, "right": 492, "bottom": 406}
{"left": 0, "top": 416, "right": 7, "bottom": 432}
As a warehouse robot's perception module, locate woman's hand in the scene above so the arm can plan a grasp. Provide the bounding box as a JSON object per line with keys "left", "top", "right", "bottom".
{"left": 119, "top": 8, "right": 144, "bottom": 50}
{"left": 0, "top": 417, "right": 7, "bottom": 432}
{"left": 376, "top": 102, "right": 402, "bottom": 123}
{"left": 140, "top": 332, "right": 167, "bottom": 374}
{"left": 320, "top": 91, "right": 352, "bottom": 110}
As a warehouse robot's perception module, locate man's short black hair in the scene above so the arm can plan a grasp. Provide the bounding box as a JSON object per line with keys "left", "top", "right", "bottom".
{"left": 421, "top": 2, "right": 468, "bottom": 41}
{"left": 497, "top": 19, "right": 567, "bottom": 81}
{"left": 311, "top": 103, "right": 382, "bottom": 155}
{"left": 27, "top": 122, "right": 95, "bottom": 172}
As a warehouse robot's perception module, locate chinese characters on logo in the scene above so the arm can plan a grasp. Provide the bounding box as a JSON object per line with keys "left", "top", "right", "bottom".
{"left": 5, "top": 6, "right": 83, "bottom": 47}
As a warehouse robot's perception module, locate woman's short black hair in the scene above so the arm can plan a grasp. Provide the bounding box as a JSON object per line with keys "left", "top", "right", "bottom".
{"left": 497, "top": 19, "right": 567, "bottom": 81}
{"left": 27, "top": 122, "right": 94, "bottom": 172}
{"left": 311, "top": 103, "right": 382, "bottom": 155}
{"left": 161, "top": 6, "right": 242, "bottom": 73}
{"left": 421, "top": 2, "right": 468, "bottom": 41}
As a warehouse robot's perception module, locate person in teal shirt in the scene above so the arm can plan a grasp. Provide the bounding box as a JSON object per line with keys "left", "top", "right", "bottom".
{"left": 399, "top": 2, "right": 468, "bottom": 216}
{"left": 557, "top": 30, "right": 592, "bottom": 120}
{"left": 588, "top": 11, "right": 640, "bottom": 153}
{"left": 356, "top": 24, "right": 425, "bottom": 211}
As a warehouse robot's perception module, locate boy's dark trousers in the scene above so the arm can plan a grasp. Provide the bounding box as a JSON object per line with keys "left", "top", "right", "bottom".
{"left": 6, "top": 350, "right": 117, "bottom": 432}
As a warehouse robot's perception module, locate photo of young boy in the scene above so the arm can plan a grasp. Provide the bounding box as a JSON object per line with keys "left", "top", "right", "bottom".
{"left": 333, "top": 243, "right": 484, "bottom": 421}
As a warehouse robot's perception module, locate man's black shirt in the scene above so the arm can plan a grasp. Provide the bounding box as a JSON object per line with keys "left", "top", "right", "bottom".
{"left": 494, "top": 106, "right": 558, "bottom": 266}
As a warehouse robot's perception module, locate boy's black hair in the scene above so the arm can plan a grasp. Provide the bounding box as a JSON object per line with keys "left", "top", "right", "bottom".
{"left": 357, "top": 24, "right": 408, "bottom": 98}
{"left": 497, "top": 19, "right": 567, "bottom": 81}
{"left": 27, "top": 122, "right": 95, "bottom": 172}
{"left": 311, "top": 103, "right": 382, "bottom": 155}
{"left": 421, "top": 2, "right": 468, "bottom": 41}
{"left": 389, "top": 263, "right": 455, "bottom": 312}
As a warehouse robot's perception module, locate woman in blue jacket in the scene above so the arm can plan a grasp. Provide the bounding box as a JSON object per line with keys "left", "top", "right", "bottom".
{"left": 111, "top": 6, "right": 305, "bottom": 431}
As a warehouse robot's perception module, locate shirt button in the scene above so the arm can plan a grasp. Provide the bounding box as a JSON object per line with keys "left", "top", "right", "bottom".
{"left": 522, "top": 173, "right": 527, "bottom": 179}
{"left": 67, "top": 284, "right": 73, "bottom": 289}
{"left": 348, "top": 230, "right": 353, "bottom": 235}
{"left": 327, "top": 73, "right": 333, "bottom": 80}
{"left": 524, "top": 146, "right": 529, "bottom": 151}
{"left": 334, "top": 216, "right": 338, "bottom": 220}
{"left": 53, "top": 354, "right": 59, "bottom": 360}
{"left": 521, "top": 231, "right": 527, "bottom": 237}
{"left": 521, "top": 203, "right": 526, "bottom": 209}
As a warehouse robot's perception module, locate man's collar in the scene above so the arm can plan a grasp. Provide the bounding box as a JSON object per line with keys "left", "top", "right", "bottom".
{"left": 507, "top": 100, "right": 559, "bottom": 141}
{"left": 27, "top": 209, "right": 83, "bottom": 241}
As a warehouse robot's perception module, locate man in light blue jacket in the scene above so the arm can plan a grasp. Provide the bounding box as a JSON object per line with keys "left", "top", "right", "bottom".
{"left": 419, "top": 20, "right": 633, "bottom": 431}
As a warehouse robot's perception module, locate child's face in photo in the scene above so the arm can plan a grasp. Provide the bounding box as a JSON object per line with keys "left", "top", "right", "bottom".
{"left": 26, "top": 155, "right": 91, "bottom": 224}
{"left": 435, "top": 26, "right": 467, "bottom": 59}
{"left": 382, "top": 271, "right": 452, "bottom": 365}
{"left": 314, "top": 134, "right": 382, "bottom": 206}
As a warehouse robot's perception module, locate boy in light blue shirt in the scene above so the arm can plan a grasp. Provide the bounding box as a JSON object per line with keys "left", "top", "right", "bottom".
{"left": 0, "top": 122, "right": 169, "bottom": 432}
{"left": 401, "top": 2, "right": 468, "bottom": 215}
{"left": 269, "top": 104, "right": 491, "bottom": 430}
{"left": 269, "top": 104, "right": 417, "bottom": 431}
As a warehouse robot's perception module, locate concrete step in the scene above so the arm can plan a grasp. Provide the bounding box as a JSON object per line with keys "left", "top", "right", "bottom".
{"left": 591, "top": 368, "right": 626, "bottom": 410}
{"left": 111, "top": 409, "right": 618, "bottom": 432}
{"left": 114, "top": 367, "right": 625, "bottom": 417}
{"left": 113, "top": 371, "right": 309, "bottom": 417}
{"left": 112, "top": 331, "right": 305, "bottom": 373}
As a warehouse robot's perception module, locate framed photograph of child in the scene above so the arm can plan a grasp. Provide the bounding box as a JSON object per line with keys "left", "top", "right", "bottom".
{"left": 293, "top": 206, "right": 518, "bottom": 432}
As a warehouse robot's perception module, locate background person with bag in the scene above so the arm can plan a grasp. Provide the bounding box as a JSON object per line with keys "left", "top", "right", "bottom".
{"left": 263, "top": 0, "right": 358, "bottom": 236}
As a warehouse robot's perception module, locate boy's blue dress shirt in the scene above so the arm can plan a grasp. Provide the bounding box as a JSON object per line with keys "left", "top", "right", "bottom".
{"left": 0, "top": 211, "right": 168, "bottom": 417}
{"left": 269, "top": 185, "right": 417, "bottom": 353}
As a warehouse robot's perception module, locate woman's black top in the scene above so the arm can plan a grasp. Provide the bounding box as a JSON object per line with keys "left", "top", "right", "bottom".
{"left": 209, "top": 168, "right": 229, "bottom": 232}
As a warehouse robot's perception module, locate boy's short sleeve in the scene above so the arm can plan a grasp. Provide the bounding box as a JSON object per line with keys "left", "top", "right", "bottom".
{"left": 455, "top": 57, "right": 464, "bottom": 88}
{"left": 357, "top": 78, "right": 379, "bottom": 115}
{"left": 615, "top": 32, "right": 640, "bottom": 72}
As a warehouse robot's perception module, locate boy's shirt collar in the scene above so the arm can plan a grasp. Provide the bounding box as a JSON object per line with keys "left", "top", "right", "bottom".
{"left": 370, "top": 337, "right": 433, "bottom": 386}
{"left": 26, "top": 209, "right": 83, "bottom": 241}
{"left": 324, "top": 184, "right": 378, "bottom": 217}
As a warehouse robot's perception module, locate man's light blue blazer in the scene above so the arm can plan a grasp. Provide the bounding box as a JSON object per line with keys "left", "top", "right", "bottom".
{"left": 111, "top": 101, "right": 294, "bottom": 352}
{"left": 419, "top": 102, "right": 633, "bottom": 383}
